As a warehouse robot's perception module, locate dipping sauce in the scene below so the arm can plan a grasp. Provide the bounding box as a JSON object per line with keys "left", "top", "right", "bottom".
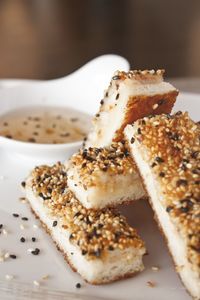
{"left": 0, "top": 106, "right": 91, "bottom": 144}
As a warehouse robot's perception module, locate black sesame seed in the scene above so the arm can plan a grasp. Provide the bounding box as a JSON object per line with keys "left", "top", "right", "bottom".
{"left": 100, "top": 99, "right": 104, "bottom": 105}
{"left": 32, "top": 237, "right": 36, "bottom": 242}
{"left": 112, "top": 75, "right": 120, "bottom": 80}
{"left": 158, "top": 99, "right": 165, "bottom": 105}
{"left": 180, "top": 206, "right": 189, "bottom": 213}
{"left": 5, "top": 135, "right": 12, "bottom": 139}
{"left": 52, "top": 220, "right": 58, "bottom": 227}
{"left": 192, "top": 168, "right": 200, "bottom": 175}
{"left": 155, "top": 156, "right": 164, "bottom": 163}
{"left": 130, "top": 137, "right": 135, "bottom": 144}
{"left": 21, "top": 181, "right": 26, "bottom": 188}
{"left": 108, "top": 245, "right": 114, "bottom": 251}
{"left": 20, "top": 237, "right": 25, "bottom": 243}
{"left": 69, "top": 233, "right": 74, "bottom": 240}
{"left": 31, "top": 248, "right": 40, "bottom": 255}
{"left": 10, "top": 254, "right": 17, "bottom": 259}
{"left": 166, "top": 206, "right": 173, "bottom": 213}
{"left": 137, "top": 128, "right": 141, "bottom": 134}
{"left": 76, "top": 283, "right": 81, "bottom": 289}
{"left": 38, "top": 192, "right": 44, "bottom": 199}
{"left": 13, "top": 213, "right": 19, "bottom": 218}
{"left": 70, "top": 118, "right": 78, "bottom": 122}
{"left": 81, "top": 249, "right": 87, "bottom": 255}
{"left": 28, "top": 138, "right": 36, "bottom": 143}
{"left": 159, "top": 172, "right": 165, "bottom": 177}
{"left": 81, "top": 162, "right": 87, "bottom": 168}
{"left": 175, "top": 111, "right": 182, "bottom": 116}
{"left": 171, "top": 133, "right": 179, "bottom": 141}
{"left": 74, "top": 212, "right": 81, "bottom": 218}
{"left": 105, "top": 92, "right": 109, "bottom": 97}
{"left": 115, "top": 93, "right": 120, "bottom": 100}
{"left": 98, "top": 223, "right": 104, "bottom": 229}
{"left": 95, "top": 113, "right": 100, "bottom": 118}
{"left": 151, "top": 162, "right": 157, "bottom": 168}
{"left": 176, "top": 179, "right": 188, "bottom": 187}
{"left": 0, "top": 224, "right": 3, "bottom": 229}
{"left": 191, "top": 151, "right": 200, "bottom": 159}
{"left": 21, "top": 217, "right": 28, "bottom": 221}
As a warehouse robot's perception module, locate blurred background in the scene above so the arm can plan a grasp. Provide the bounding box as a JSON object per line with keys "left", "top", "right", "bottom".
{"left": 0, "top": 0, "right": 200, "bottom": 80}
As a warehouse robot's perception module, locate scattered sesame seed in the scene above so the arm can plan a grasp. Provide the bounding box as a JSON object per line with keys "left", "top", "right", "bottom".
{"left": 20, "top": 237, "right": 25, "bottom": 243}
{"left": 52, "top": 220, "right": 57, "bottom": 227}
{"left": 31, "top": 248, "right": 40, "bottom": 255}
{"left": 20, "top": 224, "right": 25, "bottom": 230}
{"left": 0, "top": 224, "right": 3, "bottom": 229}
{"left": 13, "top": 213, "right": 19, "bottom": 218}
{"left": 21, "top": 181, "right": 26, "bottom": 188}
{"left": 27, "top": 248, "right": 34, "bottom": 253}
{"left": 147, "top": 281, "right": 156, "bottom": 287}
{"left": 2, "top": 229, "right": 8, "bottom": 235}
{"left": 5, "top": 274, "right": 14, "bottom": 280}
{"left": 21, "top": 217, "right": 28, "bottom": 221}
{"left": 76, "top": 283, "right": 81, "bottom": 289}
{"left": 10, "top": 254, "right": 17, "bottom": 259}
{"left": 32, "top": 237, "right": 36, "bottom": 242}
{"left": 33, "top": 224, "right": 39, "bottom": 229}
{"left": 151, "top": 266, "right": 159, "bottom": 271}
{"left": 4, "top": 252, "right": 10, "bottom": 259}
{"left": 33, "top": 280, "right": 40, "bottom": 287}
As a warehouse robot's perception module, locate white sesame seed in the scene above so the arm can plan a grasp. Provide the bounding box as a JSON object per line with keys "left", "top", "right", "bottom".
{"left": 5, "top": 274, "right": 14, "bottom": 280}
{"left": 153, "top": 103, "right": 158, "bottom": 110}
{"left": 33, "top": 280, "right": 40, "bottom": 286}
{"left": 33, "top": 224, "right": 39, "bottom": 229}
{"left": 151, "top": 266, "right": 159, "bottom": 271}
{"left": 4, "top": 252, "right": 10, "bottom": 259}
{"left": 2, "top": 229, "right": 8, "bottom": 235}
{"left": 27, "top": 248, "right": 34, "bottom": 253}
{"left": 20, "top": 224, "right": 25, "bottom": 230}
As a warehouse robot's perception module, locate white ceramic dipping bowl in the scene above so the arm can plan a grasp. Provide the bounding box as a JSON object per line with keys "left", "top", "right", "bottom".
{"left": 0, "top": 55, "right": 129, "bottom": 164}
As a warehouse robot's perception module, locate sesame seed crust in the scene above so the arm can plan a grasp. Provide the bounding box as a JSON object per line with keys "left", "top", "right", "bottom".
{"left": 85, "top": 69, "right": 178, "bottom": 148}
{"left": 29, "top": 163, "right": 145, "bottom": 260}
{"left": 132, "top": 112, "right": 200, "bottom": 274}
{"left": 69, "top": 142, "right": 136, "bottom": 187}
{"left": 111, "top": 69, "right": 165, "bottom": 83}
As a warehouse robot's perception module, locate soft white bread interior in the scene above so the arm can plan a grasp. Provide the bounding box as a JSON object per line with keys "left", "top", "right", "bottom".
{"left": 24, "top": 163, "right": 146, "bottom": 284}
{"left": 125, "top": 112, "right": 200, "bottom": 299}
{"left": 66, "top": 141, "right": 146, "bottom": 209}
{"left": 85, "top": 70, "right": 178, "bottom": 148}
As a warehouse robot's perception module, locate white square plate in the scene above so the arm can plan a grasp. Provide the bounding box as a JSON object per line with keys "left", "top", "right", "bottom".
{"left": 0, "top": 91, "right": 199, "bottom": 300}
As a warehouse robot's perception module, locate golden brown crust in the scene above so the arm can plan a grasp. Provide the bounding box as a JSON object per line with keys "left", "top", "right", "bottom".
{"left": 27, "top": 163, "right": 145, "bottom": 260}
{"left": 68, "top": 141, "right": 137, "bottom": 188}
{"left": 114, "top": 90, "right": 178, "bottom": 142}
{"left": 29, "top": 203, "right": 142, "bottom": 285}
